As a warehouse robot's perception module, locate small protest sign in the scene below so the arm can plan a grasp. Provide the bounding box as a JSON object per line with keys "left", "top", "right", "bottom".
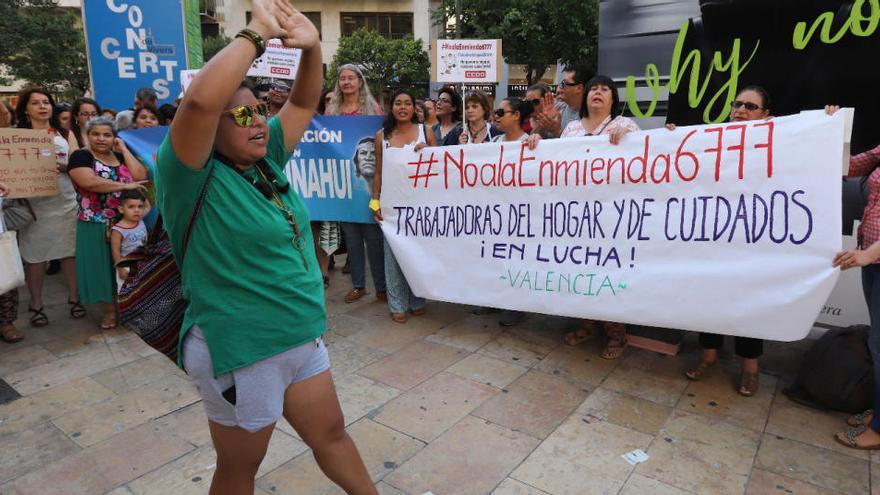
{"left": 247, "top": 39, "right": 302, "bottom": 79}
{"left": 0, "top": 129, "right": 59, "bottom": 199}
{"left": 432, "top": 39, "right": 502, "bottom": 83}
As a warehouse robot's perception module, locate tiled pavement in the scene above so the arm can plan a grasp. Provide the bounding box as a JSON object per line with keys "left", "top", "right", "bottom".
{"left": 0, "top": 267, "right": 873, "bottom": 495}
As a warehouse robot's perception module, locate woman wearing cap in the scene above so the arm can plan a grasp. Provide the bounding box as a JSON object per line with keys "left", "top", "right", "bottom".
{"left": 155, "top": 0, "right": 376, "bottom": 492}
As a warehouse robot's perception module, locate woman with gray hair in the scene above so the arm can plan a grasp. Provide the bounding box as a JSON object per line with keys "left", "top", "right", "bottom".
{"left": 68, "top": 116, "right": 148, "bottom": 329}
{"left": 325, "top": 64, "right": 386, "bottom": 303}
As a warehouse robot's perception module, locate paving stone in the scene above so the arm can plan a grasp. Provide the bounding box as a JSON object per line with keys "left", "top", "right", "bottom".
{"left": 511, "top": 414, "right": 653, "bottom": 495}
{"left": 5, "top": 344, "right": 141, "bottom": 395}
{"left": 323, "top": 334, "right": 387, "bottom": 377}
{"left": 473, "top": 370, "right": 589, "bottom": 439}
{"left": 533, "top": 341, "right": 619, "bottom": 387}
{"left": 492, "top": 478, "right": 551, "bottom": 494}
{"left": 332, "top": 372, "right": 401, "bottom": 426}
{"left": 577, "top": 387, "right": 673, "bottom": 436}
{"left": 348, "top": 319, "right": 439, "bottom": 354}
{"left": 127, "top": 431, "right": 306, "bottom": 495}
{"left": 745, "top": 468, "right": 846, "bottom": 495}
{"left": 0, "top": 377, "right": 115, "bottom": 435}
{"left": 677, "top": 368, "right": 776, "bottom": 431}
{"left": 601, "top": 349, "right": 689, "bottom": 407}
{"left": 52, "top": 374, "right": 200, "bottom": 447}
{"left": 257, "top": 418, "right": 425, "bottom": 495}
{"left": 0, "top": 345, "right": 57, "bottom": 376}
{"left": 90, "top": 353, "right": 186, "bottom": 394}
{"left": 0, "top": 422, "right": 80, "bottom": 484}
{"left": 358, "top": 341, "right": 467, "bottom": 390}
{"left": 765, "top": 393, "right": 869, "bottom": 461}
{"left": 373, "top": 372, "right": 497, "bottom": 442}
{"left": 477, "top": 334, "right": 556, "bottom": 368}
{"left": 635, "top": 409, "right": 762, "bottom": 495}
{"left": 619, "top": 474, "right": 691, "bottom": 494}
{"left": 425, "top": 315, "right": 501, "bottom": 352}
{"left": 1, "top": 423, "right": 193, "bottom": 495}
{"left": 153, "top": 403, "right": 211, "bottom": 447}
{"left": 326, "top": 313, "right": 372, "bottom": 337}
{"left": 376, "top": 481, "right": 408, "bottom": 494}
{"left": 755, "top": 434, "right": 869, "bottom": 495}
{"left": 446, "top": 353, "right": 528, "bottom": 389}
{"left": 386, "top": 416, "right": 540, "bottom": 495}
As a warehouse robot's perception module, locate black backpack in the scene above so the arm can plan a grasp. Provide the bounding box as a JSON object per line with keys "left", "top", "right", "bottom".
{"left": 783, "top": 325, "right": 873, "bottom": 414}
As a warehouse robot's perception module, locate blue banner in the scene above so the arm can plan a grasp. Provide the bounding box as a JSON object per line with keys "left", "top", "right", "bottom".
{"left": 284, "top": 116, "right": 384, "bottom": 224}
{"left": 82, "top": 0, "right": 189, "bottom": 110}
{"left": 119, "top": 116, "right": 385, "bottom": 224}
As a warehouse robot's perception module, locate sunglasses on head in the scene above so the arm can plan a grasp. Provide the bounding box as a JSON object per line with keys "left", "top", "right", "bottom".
{"left": 731, "top": 100, "right": 764, "bottom": 111}
{"left": 223, "top": 103, "right": 268, "bottom": 127}
{"left": 271, "top": 83, "right": 290, "bottom": 92}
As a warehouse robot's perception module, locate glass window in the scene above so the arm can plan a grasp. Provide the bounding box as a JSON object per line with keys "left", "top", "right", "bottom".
{"left": 340, "top": 13, "right": 414, "bottom": 40}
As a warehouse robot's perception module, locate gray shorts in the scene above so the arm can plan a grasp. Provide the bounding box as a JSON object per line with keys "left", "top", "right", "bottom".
{"left": 183, "top": 325, "right": 330, "bottom": 433}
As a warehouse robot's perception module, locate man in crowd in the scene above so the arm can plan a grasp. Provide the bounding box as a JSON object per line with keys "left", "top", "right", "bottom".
{"left": 533, "top": 65, "right": 589, "bottom": 137}
{"left": 266, "top": 80, "right": 291, "bottom": 117}
{"left": 133, "top": 87, "right": 158, "bottom": 109}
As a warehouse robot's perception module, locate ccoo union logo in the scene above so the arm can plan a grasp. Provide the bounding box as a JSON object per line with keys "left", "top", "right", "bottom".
{"left": 465, "top": 70, "right": 486, "bottom": 78}
{"left": 271, "top": 67, "right": 291, "bottom": 75}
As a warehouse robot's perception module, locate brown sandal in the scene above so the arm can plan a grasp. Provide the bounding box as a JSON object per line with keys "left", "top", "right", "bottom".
{"left": 100, "top": 313, "right": 117, "bottom": 330}
{"left": 390, "top": 312, "right": 407, "bottom": 323}
{"left": 600, "top": 337, "right": 627, "bottom": 360}
{"left": 685, "top": 361, "right": 716, "bottom": 381}
{"left": 834, "top": 424, "right": 880, "bottom": 450}
{"left": 847, "top": 409, "right": 874, "bottom": 427}
{"left": 1, "top": 324, "right": 24, "bottom": 343}
{"left": 565, "top": 320, "right": 598, "bottom": 346}
{"left": 738, "top": 371, "right": 759, "bottom": 397}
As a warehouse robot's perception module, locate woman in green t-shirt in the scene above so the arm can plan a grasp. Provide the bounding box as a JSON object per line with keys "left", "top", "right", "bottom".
{"left": 156, "top": 1, "right": 376, "bottom": 493}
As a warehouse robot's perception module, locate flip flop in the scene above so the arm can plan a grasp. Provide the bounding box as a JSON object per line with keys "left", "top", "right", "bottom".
{"left": 835, "top": 424, "right": 880, "bottom": 450}
{"left": 685, "top": 361, "right": 717, "bottom": 381}
{"left": 1, "top": 324, "right": 24, "bottom": 343}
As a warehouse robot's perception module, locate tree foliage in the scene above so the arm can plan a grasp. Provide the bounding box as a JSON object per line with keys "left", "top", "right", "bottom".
{"left": 0, "top": 0, "right": 90, "bottom": 99}
{"left": 432, "top": 0, "right": 599, "bottom": 84}
{"left": 328, "top": 29, "right": 431, "bottom": 101}
{"left": 202, "top": 34, "right": 232, "bottom": 62}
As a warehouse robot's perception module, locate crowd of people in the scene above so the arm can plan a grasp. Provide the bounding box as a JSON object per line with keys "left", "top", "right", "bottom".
{"left": 2, "top": 0, "right": 880, "bottom": 491}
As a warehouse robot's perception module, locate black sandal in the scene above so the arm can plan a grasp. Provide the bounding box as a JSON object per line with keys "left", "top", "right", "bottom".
{"left": 68, "top": 300, "right": 86, "bottom": 319}
{"left": 29, "top": 307, "right": 48, "bottom": 327}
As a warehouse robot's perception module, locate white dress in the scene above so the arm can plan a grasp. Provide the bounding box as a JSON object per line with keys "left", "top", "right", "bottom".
{"left": 17, "top": 133, "right": 78, "bottom": 263}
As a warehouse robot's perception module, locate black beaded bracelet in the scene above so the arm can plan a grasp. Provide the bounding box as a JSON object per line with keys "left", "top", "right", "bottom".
{"left": 235, "top": 28, "right": 266, "bottom": 58}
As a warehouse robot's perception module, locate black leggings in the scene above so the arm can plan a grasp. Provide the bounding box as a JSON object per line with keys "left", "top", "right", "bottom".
{"left": 698, "top": 333, "right": 763, "bottom": 359}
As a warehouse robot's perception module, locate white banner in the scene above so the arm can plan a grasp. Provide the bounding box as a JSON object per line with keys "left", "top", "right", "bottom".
{"left": 432, "top": 39, "right": 501, "bottom": 83}
{"left": 380, "top": 112, "right": 847, "bottom": 341}
{"left": 247, "top": 39, "right": 301, "bottom": 79}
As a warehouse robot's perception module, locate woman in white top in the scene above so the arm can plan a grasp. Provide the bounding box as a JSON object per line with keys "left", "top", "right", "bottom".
{"left": 560, "top": 74, "right": 640, "bottom": 360}
{"left": 371, "top": 90, "right": 437, "bottom": 323}
{"left": 560, "top": 74, "right": 640, "bottom": 144}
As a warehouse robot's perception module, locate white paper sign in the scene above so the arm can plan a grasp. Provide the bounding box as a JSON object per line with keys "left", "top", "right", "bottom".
{"left": 432, "top": 39, "right": 501, "bottom": 83}
{"left": 247, "top": 39, "right": 301, "bottom": 79}
{"left": 180, "top": 69, "right": 199, "bottom": 93}
{"left": 380, "top": 112, "right": 847, "bottom": 342}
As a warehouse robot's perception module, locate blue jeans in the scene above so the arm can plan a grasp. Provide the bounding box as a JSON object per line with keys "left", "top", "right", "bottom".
{"left": 341, "top": 222, "right": 385, "bottom": 292}
{"left": 384, "top": 239, "right": 425, "bottom": 314}
{"left": 862, "top": 264, "right": 880, "bottom": 432}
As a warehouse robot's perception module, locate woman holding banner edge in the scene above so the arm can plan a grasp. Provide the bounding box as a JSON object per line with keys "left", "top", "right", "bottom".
{"left": 155, "top": 0, "right": 376, "bottom": 493}
{"left": 830, "top": 105, "right": 880, "bottom": 449}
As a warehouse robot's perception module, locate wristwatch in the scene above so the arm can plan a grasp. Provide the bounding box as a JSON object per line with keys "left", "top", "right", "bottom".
{"left": 369, "top": 199, "right": 380, "bottom": 212}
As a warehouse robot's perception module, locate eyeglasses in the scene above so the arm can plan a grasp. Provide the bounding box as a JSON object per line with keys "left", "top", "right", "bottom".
{"left": 731, "top": 100, "right": 764, "bottom": 111}
{"left": 223, "top": 103, "right": 268, "bottom": 127}
{"left": 271, "top": 82, "right": 290, "bottom": 92}
{"left": 559, "top": 80, "right": 582, "bottom": 89}
{"left": 493, "top": 108, "right": 512, "bottom": 118}
{"left": 78, "top": 112, "right": 98, "bottom": 118}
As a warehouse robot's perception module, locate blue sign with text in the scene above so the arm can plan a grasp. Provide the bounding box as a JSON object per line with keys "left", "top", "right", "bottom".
{"left": 82, "top": 0, "right": 189, "bottom": 110}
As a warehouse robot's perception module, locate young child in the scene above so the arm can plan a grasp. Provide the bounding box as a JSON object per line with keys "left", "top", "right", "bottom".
{"left": 110, "top": 189, "right": 149, "bottom": 291}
